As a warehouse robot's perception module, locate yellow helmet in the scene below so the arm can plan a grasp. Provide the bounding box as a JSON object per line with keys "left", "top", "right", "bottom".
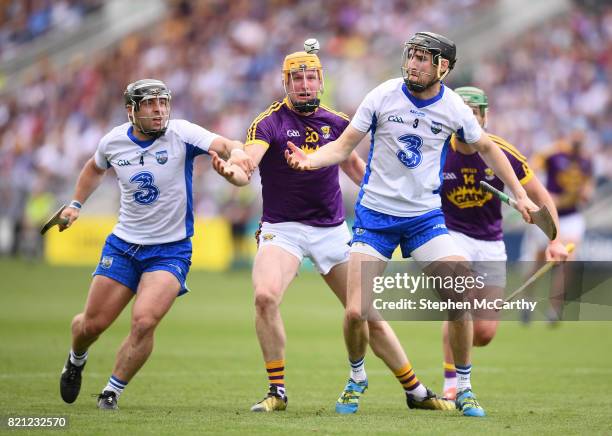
{"left": 282, "top": 51, "right": 324, "bottom": 113}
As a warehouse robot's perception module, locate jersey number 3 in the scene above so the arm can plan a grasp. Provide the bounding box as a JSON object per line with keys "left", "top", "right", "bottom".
{"left": 130, "top": 171, "right": 160, "bottom": 205}
{"left": 396, "top": 134, "right": 423, "bottom": 168}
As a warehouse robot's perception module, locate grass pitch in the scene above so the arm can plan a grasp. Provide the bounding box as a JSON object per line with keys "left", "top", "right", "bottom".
{"left": 1, "top": 259, "right": 611, "bottom": 435}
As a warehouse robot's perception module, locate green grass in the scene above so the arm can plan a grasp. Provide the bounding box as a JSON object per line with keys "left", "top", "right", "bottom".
{"left": 1, "top": 259, "right": 611, "bottom": 435}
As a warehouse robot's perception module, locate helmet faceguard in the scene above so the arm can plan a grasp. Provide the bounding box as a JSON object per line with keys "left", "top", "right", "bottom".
{"left": 402, "top": 32, "right": 457, "bottom": 93}
{"left": 282, "top": 51, "right": 324, "bottom": 113}
{"left": 124, "top": 79, "right": 172, "bottom": 139}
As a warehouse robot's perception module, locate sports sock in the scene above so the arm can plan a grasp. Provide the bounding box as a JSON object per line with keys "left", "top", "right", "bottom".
{"left": 455, "top": 363, "right": 472, "bottom": 392}
{"left": 266, "top": 359, "right": 286, "bottom": 398}
{"left": 103, "top": 374, "right": 127, "bottom": 398}
{"left": 443, "top": 361, "right": 457, "bottom": 392}
{"left": 394, "top": 362, "right": 427, "bottom": 399}
{"left": 69, "top": 349, "right": 88, "bottom": 367}
{"left": 349, "top": 356, "right": 367, "bottom": 382}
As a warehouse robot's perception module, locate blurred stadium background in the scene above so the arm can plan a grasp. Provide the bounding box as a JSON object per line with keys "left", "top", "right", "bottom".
{"left": 1, "top": 1, "right": 612, "bottom": 433}
{"left": 1, "top": 0, "right": 611, "bottom": 267}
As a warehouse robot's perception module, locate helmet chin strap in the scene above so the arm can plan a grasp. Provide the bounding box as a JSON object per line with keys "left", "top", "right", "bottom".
{"left": 291, "top": 97, "right": 320, "bottom": 113}
{"left": 405, "top": 73, "right": 438, "bottom": 93}
{"left": 130, "top": 105, "right": 168, "bottom": 139}
{"left": 285, "top": 67, "right": 323, "bottom": 113}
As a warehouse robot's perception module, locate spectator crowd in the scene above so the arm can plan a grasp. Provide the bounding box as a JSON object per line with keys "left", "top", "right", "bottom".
{"left": 0, "top": 0, "right": 610, "bottom": 258}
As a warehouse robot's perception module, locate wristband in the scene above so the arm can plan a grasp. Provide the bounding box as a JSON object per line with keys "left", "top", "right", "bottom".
{"left": 68, "top": 200, "right": 82, "bottom": 210}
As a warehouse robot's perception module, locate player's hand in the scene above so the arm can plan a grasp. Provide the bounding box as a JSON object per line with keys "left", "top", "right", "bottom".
{"left": 229, "top": 148, "right": 255, "bottom": 177}
{"left": 514, "top": 195, "right": 538, "bottom": 224}
{"left": 284, "top": 141, "right": 312, "bottom": 171}
{"left": 59, "top": 206, "right": 79, "bottom": 232}
{"left": 545, "top": 240, "right": 569, "bottom": 262}
{"left": 210, "top": 150, "right": 236, "bottom": 181}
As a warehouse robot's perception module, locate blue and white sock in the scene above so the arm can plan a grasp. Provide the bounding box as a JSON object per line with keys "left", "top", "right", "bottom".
{"left": 69, "top": 349, "right": 88, "bottom": 367}
{"left": 103, "top": 375, "right": 128, "bottom": 398}
{"left": 455, "top": 364, "right": 472, "bottom": 392}
{"left": 349, "top": 356, "right": 367, "bottom": 382}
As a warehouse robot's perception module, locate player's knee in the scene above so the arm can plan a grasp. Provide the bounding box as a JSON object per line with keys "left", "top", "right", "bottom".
{"left": 131, "top": 315, "right": 159, "bottom": 339}
{"left": 254, "top": 289, "right": 280, "bottom": 314}
{"left": 71, "top": 313, "right": 83, "bottom": 331}
{"left": 345, "top": 307, "right": 364, "bottom": 325}
{"left": 473, "top": 325, "right": 496, "bottom": 347}
{"left": 79, "top": 315, "right": 108, "bottom": 338}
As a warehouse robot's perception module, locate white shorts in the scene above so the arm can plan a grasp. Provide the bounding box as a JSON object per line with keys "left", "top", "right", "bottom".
{"left": 520, "top": 212, "right": 585, "bottom": 260}
{"left": 257, "top": 221, "right": 351, "bottom": 275}
{"left": 449, "top": 230, "right": 507, "bottom": 287}
{"left": 449, "top": 230, "right": 507, "bottom": 262}
{"left": 350, "top": 233, "right": 466, "bottom": 267}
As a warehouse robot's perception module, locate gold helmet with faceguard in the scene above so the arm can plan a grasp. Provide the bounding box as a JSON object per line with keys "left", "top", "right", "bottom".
{"left": 282, "top": 51, "right": 324, "bottom": 113}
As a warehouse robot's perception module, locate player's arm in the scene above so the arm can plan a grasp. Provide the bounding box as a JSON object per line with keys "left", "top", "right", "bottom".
{"left": 580, "top": 175, "right": 595, "bottom": 204}
{"left": 208, "top": 136, "right": 255, "bottom": 177}
{"left": 58, "top": 158, "right": 106, "bottom": 231}
{"left": 523, "top": 176, "right": 567, "bottom": 261}
{"left": 339, "top": 150, "right": 366, "bottom": 186}
{"left": 211, "top": 141, "right": 268, "bottom": 187}
{"left": 209, "top": 136, "right": 244, "bottom": 159}
{"left": 286, "top": 125, "right": 366, "bottom": 170}
{"left": 469, "top": 133, "right": 538, "bottom": 222}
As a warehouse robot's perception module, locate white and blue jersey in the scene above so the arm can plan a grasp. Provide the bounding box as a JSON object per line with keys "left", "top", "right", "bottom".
{"left": 351, "top": 78, "right": 482, "bottom": 217}
{"left": 93, "top": 120, "right": 218, "bottom": 245}
{"left": 350, "top": 79, "right": 482, "bottom": 258}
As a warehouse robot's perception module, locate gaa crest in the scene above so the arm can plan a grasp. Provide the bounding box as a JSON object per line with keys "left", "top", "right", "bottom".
{"left": 155, "top": 150, "right": 168, "bottom": 165}
{"left": 321, "top": 125, "right": 331, "bottom": 139}
{"left": 431, "top": 121, "right": 442, "bottom": 134}
{"left": 101, "top": 256, "right": 113, "bottom": 269}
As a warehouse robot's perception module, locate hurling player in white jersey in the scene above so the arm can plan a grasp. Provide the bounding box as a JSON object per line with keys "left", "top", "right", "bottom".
{"left": 57, "top": 79, "right": 255, "bottom": 410}
{"left": 213, "top": 47, "right": 454, "bottom": 414}
{"left": 287, "top": 32, "right": 539, "bottom": 417}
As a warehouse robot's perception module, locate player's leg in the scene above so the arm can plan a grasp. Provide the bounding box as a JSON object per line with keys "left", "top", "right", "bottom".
{"left": 324, "top": 259, "right": 453, "bottom": 412}
{"left": 426, "top": 253, "right": 484, "bottom": 416}
{"left": 60, "top": 238, "right": 136, "bottom": 404}
{"left": 519, "top": 224, "right": 549, "bottom": 324}
{"left": 322, "top": 255, "right": 380, "bottom": 414}
{"left": 306, "top": 223, "right": 372, "bottom": 411}
{"left": 71, "top": 276, "right": 134, "bottom": 353}
{"left": 441, "top": 316, "right": 498, "bottom": 402}
{"left": 97, "top": 270, "right": 179, "bottom": 410}
{"left": 441, "top": 231, "right": 506, "bottom": 399}
{"left": 250, "top": 224, "right": 302, "bottom": 412}
{"left": 344, "top": 251, "right": 377, "bottom": 368}
{"left": 441, "top": 321, "right": 456, "bottom": 399}
{"left": 548, "top": 213, "right": 584, "bottom": 323}
{"left": 411, "top": 232, "right": 485, "bottom": 417}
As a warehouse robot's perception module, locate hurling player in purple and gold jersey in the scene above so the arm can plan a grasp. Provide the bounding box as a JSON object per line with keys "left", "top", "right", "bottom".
{"left": 213, "top": 46, "right": 452, "bottom": 414}
{"left": 439, "top": 86, "right": 569, "bottom": 400}
{"left": 521, "top": 124, "right": 594, "bottom": 262}
{"left": 519, "top": 122, "right": 594, "bottom": 323}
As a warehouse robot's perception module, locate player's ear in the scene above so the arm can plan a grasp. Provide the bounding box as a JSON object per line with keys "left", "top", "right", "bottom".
{"left": 439, "top": 58, "right": 449, "bottom": 74}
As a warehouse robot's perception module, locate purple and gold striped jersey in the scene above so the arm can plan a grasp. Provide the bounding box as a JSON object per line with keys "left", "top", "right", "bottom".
{"left": 543, "top": 150, "right": 592, "bottom": 216}
{"left": 441, "top": 134, "right": 533, "bottom": 241}
{"left": 246, "top": 98, "right": 350, "bottom": 227}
